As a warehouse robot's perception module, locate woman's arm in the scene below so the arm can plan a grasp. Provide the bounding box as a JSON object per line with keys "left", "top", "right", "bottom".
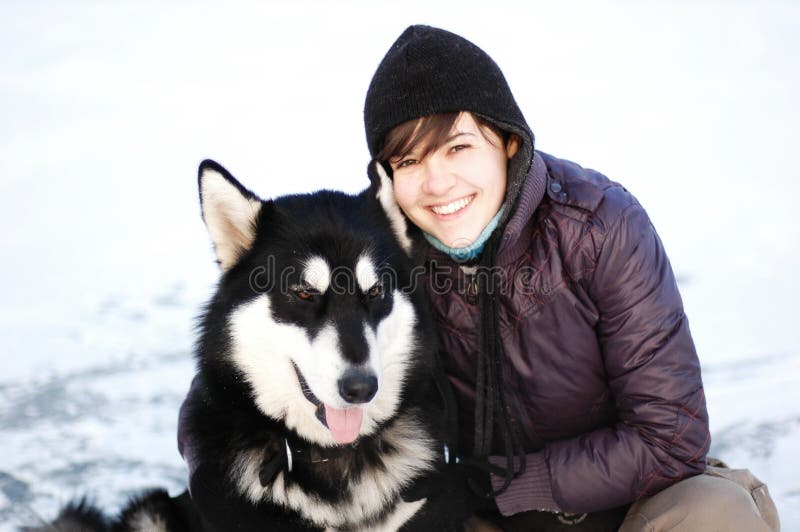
{"left": 491, "top": 198, "right": 710, "bottom": 515}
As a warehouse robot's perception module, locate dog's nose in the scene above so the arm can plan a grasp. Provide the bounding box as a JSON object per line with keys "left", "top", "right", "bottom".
{"left": 338, "top": 369, "right": 378, "bottom": 404}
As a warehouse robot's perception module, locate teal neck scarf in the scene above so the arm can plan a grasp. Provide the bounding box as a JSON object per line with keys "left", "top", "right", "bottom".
{"left": 423, "top": 206, "right": 505, "bottom": 263}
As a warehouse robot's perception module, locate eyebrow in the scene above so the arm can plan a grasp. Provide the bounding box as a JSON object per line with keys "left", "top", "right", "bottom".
{"left": 392, "top": 131, "right": 476, "bottom": 163}
{"left": 445, "top": 132, "right": 475, "bottom": 143}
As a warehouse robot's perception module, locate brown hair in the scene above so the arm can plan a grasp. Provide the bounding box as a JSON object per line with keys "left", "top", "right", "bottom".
{"left": 376, "top": 111, "right": 512, "bottom": 165}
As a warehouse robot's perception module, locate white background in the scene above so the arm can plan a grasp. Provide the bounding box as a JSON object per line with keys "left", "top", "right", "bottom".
{"left": 1, "top": 1, "right": 798, "bottom": 529}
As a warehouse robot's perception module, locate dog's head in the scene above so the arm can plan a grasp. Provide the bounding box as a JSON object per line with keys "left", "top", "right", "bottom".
{"left": 196, "top": 160, "right": 427, "bottom": 446}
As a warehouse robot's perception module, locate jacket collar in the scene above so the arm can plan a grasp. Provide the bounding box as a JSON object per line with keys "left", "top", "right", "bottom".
{"left": 497, "top": 151, "right": 548, "bottom": 264}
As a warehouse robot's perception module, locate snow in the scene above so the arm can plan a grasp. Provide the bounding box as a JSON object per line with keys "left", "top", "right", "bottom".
{"left": 1, "top": 1, "right": 798, "bottom": 529}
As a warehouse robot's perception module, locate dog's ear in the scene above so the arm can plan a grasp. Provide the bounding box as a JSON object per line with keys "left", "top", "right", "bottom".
{"left": 198, "top": 159, "right": 262, "bottom": 271}
{"left": 368, "top": 161, "right": 413, "bottom": 256}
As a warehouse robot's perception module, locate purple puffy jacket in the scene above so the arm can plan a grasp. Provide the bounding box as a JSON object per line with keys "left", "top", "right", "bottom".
{"left": 426, "top": 151, "right": 710, "bottom": 515}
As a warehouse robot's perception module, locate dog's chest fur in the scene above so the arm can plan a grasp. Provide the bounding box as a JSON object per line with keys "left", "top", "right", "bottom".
{"left": 231, "top": 410, "right": 439, "bottom": 530}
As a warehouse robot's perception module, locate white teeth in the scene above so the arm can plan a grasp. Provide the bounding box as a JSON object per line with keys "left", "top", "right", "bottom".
{"left": 431, "top": 196, "right": 473, "bottom": 215}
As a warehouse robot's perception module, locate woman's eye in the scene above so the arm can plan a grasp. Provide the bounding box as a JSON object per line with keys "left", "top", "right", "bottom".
{"left": 396, "top": 159, "right": 417, "bottom": 169}
{"left": 450, "top": 144, "right": 469, "bottom": 153}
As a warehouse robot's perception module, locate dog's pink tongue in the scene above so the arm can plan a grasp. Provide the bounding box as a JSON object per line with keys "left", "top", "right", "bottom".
{"left": 324, "top": 405, "right": 363, "bottom": 444}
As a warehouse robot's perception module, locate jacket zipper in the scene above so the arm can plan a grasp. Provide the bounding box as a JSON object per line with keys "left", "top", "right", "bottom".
{"left": 461, "top": 266, "right": 479, "bottom": 305}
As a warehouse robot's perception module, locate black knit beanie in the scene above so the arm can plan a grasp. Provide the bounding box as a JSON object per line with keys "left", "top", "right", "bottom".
{"left": 364, "top": 25, "right": 533, "bottom": 497}
{"left": 364, "top": 24, "right": 534, "bottom": 158}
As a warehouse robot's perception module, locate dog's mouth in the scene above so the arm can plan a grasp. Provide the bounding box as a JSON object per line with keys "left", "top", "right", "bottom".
{"left": 292, "top": 362, "right": 363, "bottom": 445}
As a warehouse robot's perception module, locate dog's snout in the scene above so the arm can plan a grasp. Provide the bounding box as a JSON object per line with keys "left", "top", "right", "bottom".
{"left": 338, "top": 369, "right": 378, "bottom": 404}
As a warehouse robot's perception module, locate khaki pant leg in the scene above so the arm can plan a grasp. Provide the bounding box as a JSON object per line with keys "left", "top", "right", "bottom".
{"left": 619, "top": 468, "right": 780, "bottom": 532}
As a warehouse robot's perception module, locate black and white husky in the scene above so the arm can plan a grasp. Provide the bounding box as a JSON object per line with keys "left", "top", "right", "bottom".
{"left": 28, "top": 160, "right": 470, "bottom": 532}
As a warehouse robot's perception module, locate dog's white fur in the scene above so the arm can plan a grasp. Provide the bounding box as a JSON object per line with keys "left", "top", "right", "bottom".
{"left": 355, "top": 255, "right": 379, "bottom": 293}
{"left": 231, "top": 412, "right": 436, "bottom": 530}
{"left": 374, "top": 162, "right": 413, "bottom": 256}
{"left": 302, "top": 256, "right": 331, "bottom": 293}
{"left": 199, "top": 166, "right": 262, "bottom": 271}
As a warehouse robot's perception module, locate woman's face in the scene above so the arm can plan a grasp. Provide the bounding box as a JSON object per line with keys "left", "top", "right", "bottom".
{"left": 389, "top": 112, "right": 517, "bottom": 248}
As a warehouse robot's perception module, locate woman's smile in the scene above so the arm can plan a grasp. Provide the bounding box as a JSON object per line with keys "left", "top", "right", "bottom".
{"left": 429, "top": 194, "right": 475, "bottom": 217}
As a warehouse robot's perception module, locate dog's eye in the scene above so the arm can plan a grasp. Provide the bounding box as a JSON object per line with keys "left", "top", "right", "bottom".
{"left": 293, "top": 288, "right": 318, "bottom": 302}
{"left": 367, "top": 283, "right": 382, "bottom": 299}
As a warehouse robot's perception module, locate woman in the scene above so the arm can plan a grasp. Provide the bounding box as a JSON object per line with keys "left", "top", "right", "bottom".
{"left": 363, "top": 25, "right": 779, "bottom": 531}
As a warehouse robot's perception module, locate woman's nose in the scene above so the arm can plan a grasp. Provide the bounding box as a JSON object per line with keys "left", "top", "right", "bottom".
{"left": 420, "top": 158, "right": 455, "bottom": 196}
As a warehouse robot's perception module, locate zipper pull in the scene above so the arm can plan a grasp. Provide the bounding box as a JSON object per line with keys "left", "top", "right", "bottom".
{"left": 461, "top": 266, "right": 479, "bottom": 305}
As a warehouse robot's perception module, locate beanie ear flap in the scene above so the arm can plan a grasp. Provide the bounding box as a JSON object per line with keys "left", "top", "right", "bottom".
{"left": 368, "top": 161, "right": 413, "bottom": 256}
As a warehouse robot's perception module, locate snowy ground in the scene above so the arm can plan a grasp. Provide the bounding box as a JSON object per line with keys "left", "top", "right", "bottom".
{"left": 1, "top": 2, "right": 798, "bottom": 530}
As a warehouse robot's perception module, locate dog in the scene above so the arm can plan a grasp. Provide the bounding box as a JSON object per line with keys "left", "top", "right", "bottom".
{"left": 26, "top": 160, "right": 472, "bottom": 531}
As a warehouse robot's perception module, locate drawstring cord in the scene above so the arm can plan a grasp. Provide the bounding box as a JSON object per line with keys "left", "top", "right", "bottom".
{"left": 470, "top": 235, "right": 526, "bottom": 498}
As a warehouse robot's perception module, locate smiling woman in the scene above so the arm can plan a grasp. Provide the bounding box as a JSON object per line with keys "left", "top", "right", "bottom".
{"left": 362, "top": 24, "right": 781, "bottom": 531}
{"left": 380, "top": 112, "right": 518, "bottom": 258}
